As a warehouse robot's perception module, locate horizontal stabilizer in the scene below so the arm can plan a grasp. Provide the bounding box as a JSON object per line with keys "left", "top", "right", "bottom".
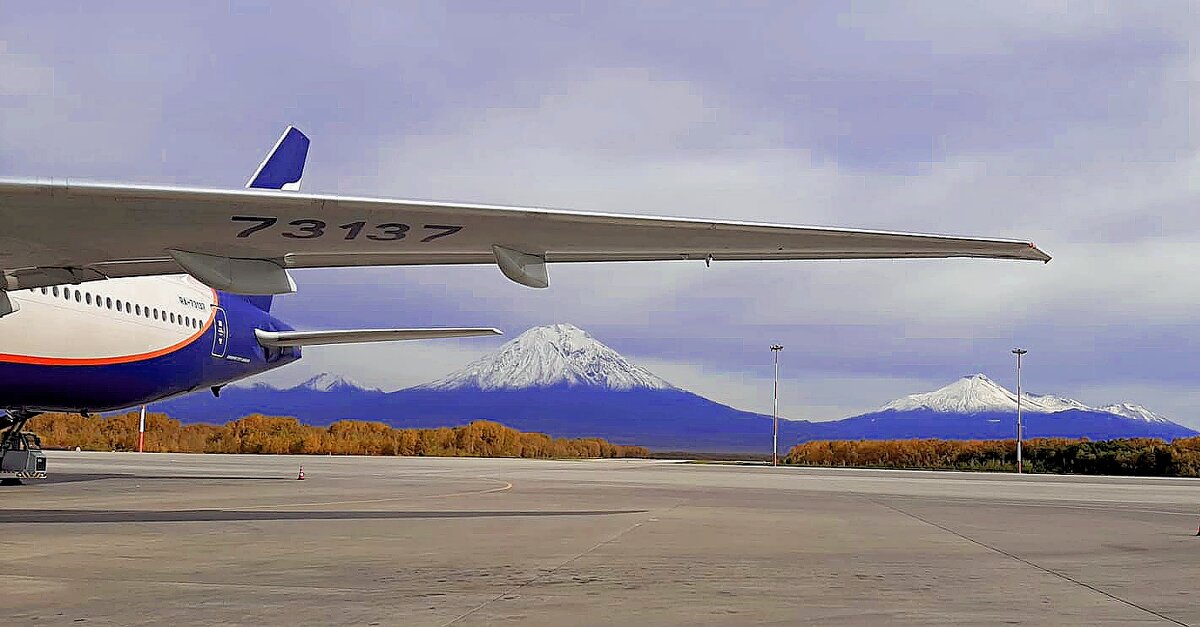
{"left": 255, "top": 327, "right": 502, "bottom": 348}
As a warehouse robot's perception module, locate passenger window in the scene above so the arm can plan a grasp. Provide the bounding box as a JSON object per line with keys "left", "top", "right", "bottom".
{"left": 52, "top": 286, "right": 59, "bottom": 297}
{"left": 106, "top": 297, "right": 113, "bottom": 309}
{"left": 153, "top": 309, "right": 159, "bottom": 320}
{"left": 85, "top": 293, "right": 92, "bottom": 305}
{"left": 170, "top": 312, "right": 176, "bottom": 324}
{"left": 40, "top": 287, "right": 47, "bottom": 295}
{"left": 74, "top": 291, "right": 81, "bottom": 303}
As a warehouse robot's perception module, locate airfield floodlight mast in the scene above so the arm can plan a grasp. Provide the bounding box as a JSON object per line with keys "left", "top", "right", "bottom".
{"left": 771, "top": 344, "right": 784, "bottom": 467}
{"left": 1012, "top": 348, "right": 1028, "bottom": 474}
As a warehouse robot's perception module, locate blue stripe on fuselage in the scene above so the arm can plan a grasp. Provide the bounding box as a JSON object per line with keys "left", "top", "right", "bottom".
{"left": 0, "top": 291, "right": 299, "bottom": 413}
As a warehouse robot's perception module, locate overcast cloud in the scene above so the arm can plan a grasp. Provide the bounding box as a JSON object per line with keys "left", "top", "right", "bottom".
{"left": 3, "top": 2, "right": 1199, "bottom": 425}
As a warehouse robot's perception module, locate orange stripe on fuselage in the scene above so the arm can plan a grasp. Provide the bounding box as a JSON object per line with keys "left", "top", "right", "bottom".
{"left": 0, "top": 289, "right": 219, "bottom": 367}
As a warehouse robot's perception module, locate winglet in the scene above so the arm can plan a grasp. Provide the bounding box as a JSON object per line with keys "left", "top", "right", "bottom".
{"left": 246, "top": 126, "right": 310, "bottom": 190}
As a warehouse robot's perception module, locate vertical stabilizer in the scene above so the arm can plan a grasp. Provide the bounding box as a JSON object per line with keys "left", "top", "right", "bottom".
{"left": 246, "top": 126, "right": 309, "bottom": 190}
{"left": 244, "top": 295, "right": 274, "bottom": 312}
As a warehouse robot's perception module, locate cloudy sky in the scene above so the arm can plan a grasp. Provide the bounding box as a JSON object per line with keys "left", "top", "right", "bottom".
{"left": 4, "top": 2, "right": 1200, "bottom": 425}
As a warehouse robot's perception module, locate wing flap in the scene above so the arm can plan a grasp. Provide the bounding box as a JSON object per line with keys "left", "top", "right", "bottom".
{"left": 255, "top": 327, "right": 502, "bottom": 348}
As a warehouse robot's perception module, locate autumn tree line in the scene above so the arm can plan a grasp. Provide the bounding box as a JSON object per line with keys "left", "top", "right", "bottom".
{"left": 27, "top": 412, "right": 1200, "bottom": 475}
{"left": 785, "top": 436, "right": 1200, "bottom": 477}
{"left": 28, "top": 412, "right": 649, "bottom": 459}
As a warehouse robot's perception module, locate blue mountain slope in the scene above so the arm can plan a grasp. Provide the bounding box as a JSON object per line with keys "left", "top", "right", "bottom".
{"left": 155, "top": 381, "right": 792, "bottom": 452}
{"left": 153, "top": 327, "right": 1198, "bottom": 452}
{"left": 795, "top": 408, "right": 1197, "bottom": 442}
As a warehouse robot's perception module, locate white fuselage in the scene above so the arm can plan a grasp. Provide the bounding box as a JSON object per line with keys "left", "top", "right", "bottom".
{"left": 0, "top": 276, "right": 217, "bottom": 365}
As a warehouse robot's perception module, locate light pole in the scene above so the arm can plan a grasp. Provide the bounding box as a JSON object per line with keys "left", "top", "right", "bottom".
{"left": 1012, "top": 348, "right": 1027, "bottom": 474}
{"left": 771, "top": 344, "right": 783, "bottom": 466}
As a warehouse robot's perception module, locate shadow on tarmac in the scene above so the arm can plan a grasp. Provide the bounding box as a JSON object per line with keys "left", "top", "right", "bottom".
{"left": 0, "top": 509, "right": 648, "bottom": 523}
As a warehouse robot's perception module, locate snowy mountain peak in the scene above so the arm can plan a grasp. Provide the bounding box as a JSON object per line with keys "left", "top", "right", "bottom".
{"left": 881, "top": 374, "right": 1180, "bottom": 424}
{"left": 882, "top": 374, "right": 1018, "bottom": 414}
{"left": 418, "top": 323, "right": 674, "bottom": 391}
{"left": 297, "top": 373, "right": 379, "bottom": 393}
{"left": 1098, "top": 403, "right": 1172, "bottom": 424}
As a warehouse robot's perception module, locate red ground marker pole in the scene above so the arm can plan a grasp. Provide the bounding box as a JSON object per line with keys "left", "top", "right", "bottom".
{"left": 137, "top": 405, "right": 146, "bottom": 453}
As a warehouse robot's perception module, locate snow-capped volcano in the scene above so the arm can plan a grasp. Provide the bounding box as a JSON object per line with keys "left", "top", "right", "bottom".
{"left": 418, "top": 323, "right": 674, "bottom": 391}
{"left": 883, "top": 374, "right": 1018, "bottom": 414}
{"left": 882, "top": 374, "right": 1174, "bottom": 423}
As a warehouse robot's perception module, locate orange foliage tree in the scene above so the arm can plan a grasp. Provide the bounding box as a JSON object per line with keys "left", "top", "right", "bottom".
{"left": 784, "top": 436, "right": 1200, "bottom": 477}
{"left": 27, "top": 413, "right": 649, "bottom": 459}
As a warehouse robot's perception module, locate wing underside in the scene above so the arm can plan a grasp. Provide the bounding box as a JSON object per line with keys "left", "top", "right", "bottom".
{"left": 0, "top": 179, "right": 1050, "bottom": 293}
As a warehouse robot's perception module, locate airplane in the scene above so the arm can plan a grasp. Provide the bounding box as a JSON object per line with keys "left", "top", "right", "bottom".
{"left": 0, "top": 126, "right": 1050, "bottom": 479}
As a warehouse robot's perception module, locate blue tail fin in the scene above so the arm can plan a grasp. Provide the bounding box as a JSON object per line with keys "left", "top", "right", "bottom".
{"left": 246, "top": 126, "right": 309, "bottom": 190}
{"left": 243, "top": 295, "right": 274, "bottom": 312}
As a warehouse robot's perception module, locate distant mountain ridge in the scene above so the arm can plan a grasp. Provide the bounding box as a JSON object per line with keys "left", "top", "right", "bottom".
{"left": 155, "top": 324, "right": 1197, "bottom": 452}
{"left": 880, "top": 374, "right": 1175, "bottom": 424}
{"left": 287, "top": 373, "right": 382, "bottom": 394}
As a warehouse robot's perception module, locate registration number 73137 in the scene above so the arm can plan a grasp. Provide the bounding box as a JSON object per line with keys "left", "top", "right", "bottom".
{"left": 231, "top": 216, "right": 464, "bottom": 243}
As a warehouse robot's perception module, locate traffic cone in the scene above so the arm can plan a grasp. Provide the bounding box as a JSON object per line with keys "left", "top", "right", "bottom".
{"left": 297, "top": 466, "right": 305, "bottom": 481}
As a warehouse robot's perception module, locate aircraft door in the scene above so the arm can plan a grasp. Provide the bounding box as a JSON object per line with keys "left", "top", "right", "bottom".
{"left": 210, "top": 307, "right": 229, "bottom": 358}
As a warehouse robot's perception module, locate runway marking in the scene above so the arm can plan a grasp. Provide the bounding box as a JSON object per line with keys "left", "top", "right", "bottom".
{"left": 220, "top": 477, "right": 513, "bottom": 511}
{"left": 868, "top": 497, "right": 1189, "bottom": 626}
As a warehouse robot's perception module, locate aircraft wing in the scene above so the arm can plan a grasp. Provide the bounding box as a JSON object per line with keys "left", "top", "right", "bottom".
{"left": 0, "top": 178, "right": 1050, "bottom": 293}
{"left": 255, "top": 327, "right": 502, "bottom": 347}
